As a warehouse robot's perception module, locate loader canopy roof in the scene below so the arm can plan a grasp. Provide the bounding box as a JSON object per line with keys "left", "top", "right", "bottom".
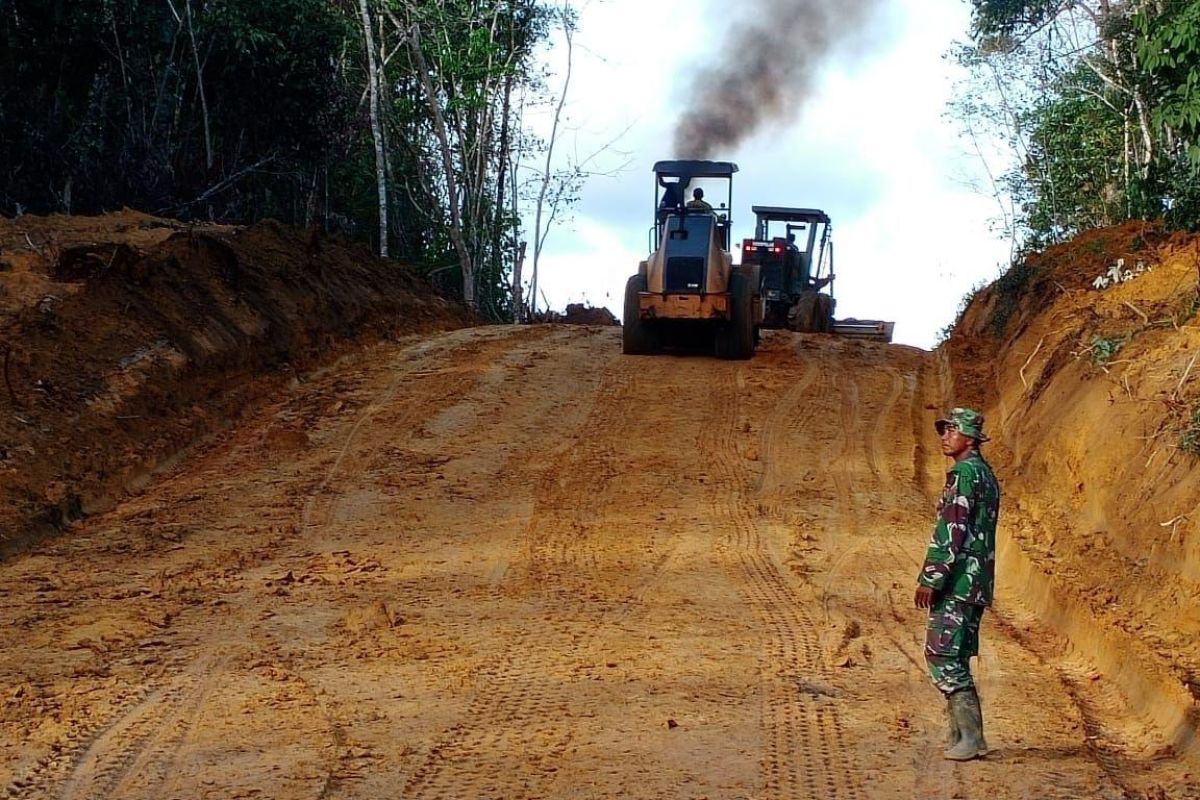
{"left": 653, "top": 160, "right": 739, "bottom": 179}
{"left": 752, "top": 206, "right": 830, "bottom": 224}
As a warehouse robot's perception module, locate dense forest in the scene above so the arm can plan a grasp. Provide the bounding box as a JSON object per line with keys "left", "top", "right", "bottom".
{"left": 0, "top": 0, "right": 571, "bottom": 320}
{"left": 956, "top": 0, "right": 1200, "bottom": 250}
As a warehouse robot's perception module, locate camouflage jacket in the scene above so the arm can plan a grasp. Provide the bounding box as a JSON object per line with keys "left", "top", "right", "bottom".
{"left": 917, "top": 452, "right": 1000, "bottom": 605}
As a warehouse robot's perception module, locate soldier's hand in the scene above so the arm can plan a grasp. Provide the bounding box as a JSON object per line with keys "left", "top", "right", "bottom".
{"left": 913, "top": 586, "right": 936, "bottom": 609}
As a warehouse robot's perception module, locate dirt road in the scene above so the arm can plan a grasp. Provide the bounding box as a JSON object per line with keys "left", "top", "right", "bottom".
{"left": 0, "top": 326, "right": 1180, "bottom": 798}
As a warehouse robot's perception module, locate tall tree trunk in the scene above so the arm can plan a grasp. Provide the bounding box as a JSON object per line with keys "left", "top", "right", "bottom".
{"left": 531, "top": 7, "right": 574, "bottom": 314}
{"left": 358, "top": 0, "right": 389, "bottom": 258}
{"left": 184, "top": 0, "right": 213, "bottom": 171}
{"left": 496, "top": 70, "right": 515, "bottom": 317}
{"left": 409, "top": 22, "right": 475, "bottom": 306}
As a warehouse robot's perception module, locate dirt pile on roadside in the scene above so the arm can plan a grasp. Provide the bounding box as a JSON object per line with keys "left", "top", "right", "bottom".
{"left": 942, "top": 220, "right": 1200, "bottom": 763}
{"left": 0, "top": 211, "right": 473, "bottom": 551}
{"left": 530, "top": 303, "right": 619, "bottom": 326}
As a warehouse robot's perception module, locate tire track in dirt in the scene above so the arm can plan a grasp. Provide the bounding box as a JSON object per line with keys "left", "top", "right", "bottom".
{"left": 868, "top": 362, "right": 974, "bottom": 800}
{"left": 15, "top": 330, "right": 534, "bottom": 800}
{"left": 754, "top": 350, "right": 823, "bottom": 525}
{"left": 282, "top": 329, "right": 553, "bottom": 799}
{"left": 816, "top": 354, "right": 871, "bottom": 613}
{"left": 3, "top": 655, "right": 339, "bottom": 800}
{"left": 399, "top": 356, "right": 679, "bottom": 800}
{"left": 3, "top": 684, "right": 160, "bottom": 800}
{"left": 749, "top": 347, "right": 973, "bottom": 800}
{"left": 705, "top": 363, "right": 868, "bottom": 800}
{"left": 876, "top": 360, "right": 1122, "bottom": 800}
{"left": 8, "top": 660, "right": 221, "bottom": 800}
{"left": 300, "top": 329, "right": 542, "bottom": 535}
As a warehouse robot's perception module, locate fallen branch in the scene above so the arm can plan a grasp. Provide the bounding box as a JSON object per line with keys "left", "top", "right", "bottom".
{"left": 1173, "top": 351, "right": 1198, "bottom": 402}
{"left": 1019, "top": 335, "right": 1046, "bottom": 390}
{"left": 1160, "top": 514, "right": 1189, "bottom": 542}
{"left": 1122, "top": 301, "right": 1149, "bottom": 326}
{"left": 159, "top": 155, "right": 276, "bottom": 214}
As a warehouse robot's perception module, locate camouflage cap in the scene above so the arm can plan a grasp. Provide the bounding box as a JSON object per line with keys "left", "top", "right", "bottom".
{"left": 934, "top": 407, "right": 990, "bottom": 442}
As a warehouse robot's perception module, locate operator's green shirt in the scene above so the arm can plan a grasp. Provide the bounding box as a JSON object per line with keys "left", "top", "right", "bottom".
{"left": 917, "top": 452, "right": 1000, "bottom": 606}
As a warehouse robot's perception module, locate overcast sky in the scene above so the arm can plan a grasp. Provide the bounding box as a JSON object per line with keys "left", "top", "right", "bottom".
{"left": 524, "top": 0, "right": 1013, "bottom": 349}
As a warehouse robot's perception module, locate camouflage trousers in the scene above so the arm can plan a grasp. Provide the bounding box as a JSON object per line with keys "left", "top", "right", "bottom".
{"left": 925, "top": 597, "right": 986, "bottom": 695}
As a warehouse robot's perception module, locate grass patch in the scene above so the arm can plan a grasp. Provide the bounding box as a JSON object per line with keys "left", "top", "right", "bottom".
{"left": 1180, "top": 407, "right": 1200, "bottom": 456}
{"left": 1090, "top": 333, "right": 1130, "bottom": 367}
{"left": 988, "top": 258, "right": 1040, "bottom": 337}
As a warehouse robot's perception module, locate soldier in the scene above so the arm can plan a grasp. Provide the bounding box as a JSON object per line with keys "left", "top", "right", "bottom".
{"left": 914, "top": 407, "right": 1000, "bottom": 761}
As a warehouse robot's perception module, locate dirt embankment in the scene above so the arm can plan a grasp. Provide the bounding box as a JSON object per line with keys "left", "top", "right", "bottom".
{"left": 531, "top": 303, "right": 620, "bottom": 326}
{"left": 0, "top": 211, "right": 473, "bottom": 551}
{"left": 943, "top": 220, "right": 1200, "bottom": 762}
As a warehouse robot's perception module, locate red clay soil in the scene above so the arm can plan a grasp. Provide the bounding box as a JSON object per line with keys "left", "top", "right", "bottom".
{"left": 0, "top": 211, "right": 473, "bottom": 552}
{"left": 942, "top": 220, "right": 1200, "bottom": 769}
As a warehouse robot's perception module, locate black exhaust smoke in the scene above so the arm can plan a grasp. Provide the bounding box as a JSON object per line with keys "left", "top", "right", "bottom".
{"left": 673, "top": 0, "right": 884, "bottom": 159}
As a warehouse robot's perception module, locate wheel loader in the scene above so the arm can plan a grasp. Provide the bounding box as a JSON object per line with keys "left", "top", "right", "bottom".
{"left": 622, "top": 160, "right": 762, "bottom": 359}
{"left": 742, "top": 206, "right": 894, "bottom": 342}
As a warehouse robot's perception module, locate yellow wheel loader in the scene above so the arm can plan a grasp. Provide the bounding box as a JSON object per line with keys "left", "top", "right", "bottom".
{"left": 623, "top": 160, "right": 762, "bottom": 359}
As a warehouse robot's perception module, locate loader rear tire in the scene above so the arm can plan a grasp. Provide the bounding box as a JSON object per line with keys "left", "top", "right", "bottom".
{"left": 715, "top": 272, "right": 755, "bottom": 360}
{"left": 622, "top": 275, "right": 661, "bottom": 355}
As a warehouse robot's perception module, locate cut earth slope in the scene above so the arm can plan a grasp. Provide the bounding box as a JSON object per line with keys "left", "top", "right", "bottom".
{"left": 946, "top": 221, "right": 1200, "bottom": 772}
{"left": 0, "top": 212, "right": 472, "bottom": 552}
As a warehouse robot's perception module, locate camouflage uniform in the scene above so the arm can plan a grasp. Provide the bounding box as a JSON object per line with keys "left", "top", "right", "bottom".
{"left": 918, "top": 409, "right": 1001, "bottom": 695}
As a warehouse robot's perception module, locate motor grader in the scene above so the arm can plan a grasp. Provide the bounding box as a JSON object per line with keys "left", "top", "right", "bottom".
{"left": 622, "top": 160, "right": 762, "bottom": 359}
{"left": 741, "top": 206, "right": 894, "bottom": 341}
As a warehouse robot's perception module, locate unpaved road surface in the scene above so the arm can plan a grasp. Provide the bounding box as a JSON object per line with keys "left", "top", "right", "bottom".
{"left": 0, "top": 326, "right": 1161, "bottom": 798}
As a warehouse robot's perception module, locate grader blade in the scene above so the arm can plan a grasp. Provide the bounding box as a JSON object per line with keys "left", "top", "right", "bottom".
{"left": 830, "top": 318, "right": 895, "bottom": 342}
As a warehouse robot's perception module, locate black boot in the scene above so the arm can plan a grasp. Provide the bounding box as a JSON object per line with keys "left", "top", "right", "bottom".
{"left": 943, "top": 688, "right": 987, "bottom": 760}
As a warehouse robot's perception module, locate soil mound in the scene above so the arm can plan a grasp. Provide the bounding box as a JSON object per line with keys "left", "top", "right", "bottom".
{"left": 531, "top": 303, "right": 619, "bottom": 326}
{"left": 942, "top": 220, "right": 1200, "bottom": 763}
{"left": 0, "top": 211, "right": 472, "bottom": 552}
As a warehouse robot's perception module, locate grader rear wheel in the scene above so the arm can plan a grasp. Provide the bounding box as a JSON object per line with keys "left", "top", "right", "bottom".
{"left": 787, "top": 293, "right": 819, "bottom": 333}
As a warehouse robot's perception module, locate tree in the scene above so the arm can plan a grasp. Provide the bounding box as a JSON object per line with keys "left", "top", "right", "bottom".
{"left": 1137, "top": 1, "right": 1200, "bottom": 163}
{"left": 380, "top": 0, "right": 552, "bottom": 315}
{"left": 951, "top": 0, "right": 1200, "bottom": 244}
{"left": 357, "top": 0, "right": 390, "bottom": 257}
{"left": 0, "top": 0, "right": 576, "bottom": 310}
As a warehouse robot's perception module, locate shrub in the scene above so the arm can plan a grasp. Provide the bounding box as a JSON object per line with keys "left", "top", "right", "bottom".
{"left": 1090, "top": 333, "right": 1129, "bottom": 367}
{"left": 1180, "top": 407, "right": 1200, "bottom": 456}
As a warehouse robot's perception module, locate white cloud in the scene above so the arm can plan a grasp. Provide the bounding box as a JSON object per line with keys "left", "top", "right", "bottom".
{"left": 526, "top": 0, "right": 1015, "bottom": 349}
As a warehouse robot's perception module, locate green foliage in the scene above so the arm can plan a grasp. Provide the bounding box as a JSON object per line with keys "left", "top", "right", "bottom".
{"left": 0, "top": 0, "right": 567, "bottom": 320}
{"left": 1180, "top": 406, "right": 1200, "bottom": 456}
{"left": 988, "top": 256, "right": 1038, "bottom": 337}
{"left": 1136, "top": 1, "right": 1200, "bottom": 162}
{"left": 0, "top": 0, "right": 355, "bottom": 217}
{"left": 1090, "top": 333, "right": 1129, "bottom": 367}
{"left": 969, "top": 0, "right": 1063, "bottom": 41}
{"left": 951, "top": 1, "right": 1200, "bottom": 248}
{"left": 1018, "top": 66, "right": 1130, "bottom": 241}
